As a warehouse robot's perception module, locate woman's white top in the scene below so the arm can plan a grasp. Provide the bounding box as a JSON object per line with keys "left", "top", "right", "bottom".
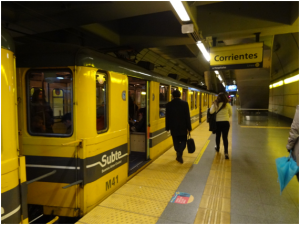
{"left": 210, "top": 102, "right": 232, "bottom": 121}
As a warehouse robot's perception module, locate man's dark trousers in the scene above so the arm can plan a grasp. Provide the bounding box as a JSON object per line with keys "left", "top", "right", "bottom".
{"left": 172, "top": 135, "right": 187, "bottom": 159}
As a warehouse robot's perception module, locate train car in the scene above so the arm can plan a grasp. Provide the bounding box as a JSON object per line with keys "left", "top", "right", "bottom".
{"left": 1, "top": 29, "right": 28, "bottom": 224}
{"left": 15, "top": 42, "right": 216, "bottom": 219}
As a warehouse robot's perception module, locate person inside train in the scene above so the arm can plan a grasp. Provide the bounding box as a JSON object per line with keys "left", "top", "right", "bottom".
{"left": 131, "top": 108, "right": 146, "bottom": 132}
{"left": 31, "top": 115, "right": 46, "bottom": 133}
{"left": 209, "top": 92, "right": 232, "bottom": 159}
{"left": 61, "top": 112, "right": 72, "bottom": 134}
{"left": 129, "top": 96, "right": 138, "bottom": 121}
{"left": 30, "top": 89, "right": 54, "bottom": 133}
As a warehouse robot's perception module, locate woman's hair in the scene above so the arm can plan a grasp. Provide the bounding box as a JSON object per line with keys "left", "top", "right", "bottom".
{"left": 32, "top": 89, "right": 46, "bottom": 103}
{"left": 216, "top": 92, "right": 228, "bottom": 106}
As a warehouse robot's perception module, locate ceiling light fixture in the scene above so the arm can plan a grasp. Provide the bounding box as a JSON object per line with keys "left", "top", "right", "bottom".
{"left": 170, "top": 1, "right": 190, "bottom": 21}
{"left": 284, "top": 74, "right": 299, "bottom": 84}
{"left": 272, "top": 81, "right": 283, "bottom": 88}
{"left": 215, "top": 70, "right": 219, "bottom": 75}
{"left": 196, "top": 41, "right": 210, "bottom": 61}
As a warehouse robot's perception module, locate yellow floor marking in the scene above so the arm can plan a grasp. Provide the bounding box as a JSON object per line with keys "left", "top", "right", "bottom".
{"left": 240, "top": 126, "right": 290, "bottom": 129}
{"left": 99, "top": 194, "right": 168, "bottom": 217}
{"left": 115, "top": 184, "right": 175, "bottom": 202}
{"left": 194, "top": 119, "right": 232, "bottom": 224}
{"left": 78, "top": 206, "right": 158, "bottom": 224}
{"left": 194, "top": 140, "right": 210, "bottom": 164}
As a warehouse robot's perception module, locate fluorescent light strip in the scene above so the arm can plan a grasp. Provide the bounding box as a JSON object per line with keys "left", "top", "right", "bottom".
{"left": 284, "top": 74, "right": 299, "bottom": 84}
{"left": 170, "top": 1, "right": 190, "bottom": 21}
{"left": 215, "top": 70, "right": 219, "bottom": 75}
{"left": 196, "top": 41, "right": 210, "bottom": 61}
{"left": 272, "top": 81, "right": 283, "bottom": 88}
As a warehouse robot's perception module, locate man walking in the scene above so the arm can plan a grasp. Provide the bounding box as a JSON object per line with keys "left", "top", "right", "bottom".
{"left": 166, "top": 90, "right": 192, "bottom": 164}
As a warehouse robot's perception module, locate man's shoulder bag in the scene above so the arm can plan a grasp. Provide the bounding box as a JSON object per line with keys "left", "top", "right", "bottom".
{"left": 187, "top": 133, "right": 195, "bottom": 153}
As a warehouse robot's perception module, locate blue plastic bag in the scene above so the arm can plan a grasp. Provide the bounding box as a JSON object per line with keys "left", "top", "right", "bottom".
{"left": 275, "top": 151, "right": 299, "bottom": 195}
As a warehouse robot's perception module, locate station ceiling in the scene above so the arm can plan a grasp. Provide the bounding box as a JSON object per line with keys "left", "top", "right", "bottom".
{"left": 2, "top": 1, "right": 299, "bottom": 87}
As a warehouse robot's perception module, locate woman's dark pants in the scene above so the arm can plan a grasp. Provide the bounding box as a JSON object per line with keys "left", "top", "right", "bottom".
{"left": 215, "top": 121, "right": 230, "bottom": 154}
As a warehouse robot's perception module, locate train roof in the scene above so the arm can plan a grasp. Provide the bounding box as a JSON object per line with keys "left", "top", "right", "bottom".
{"left": 16, "top": 42, "right": 214, "bottom": 94}
{"left": 1, "top": 29, "right": 15, "bottom": 52}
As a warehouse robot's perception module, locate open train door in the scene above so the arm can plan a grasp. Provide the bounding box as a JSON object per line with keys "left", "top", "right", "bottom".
{"left": 128, "top": 77, "right": 150, "bottom": 175}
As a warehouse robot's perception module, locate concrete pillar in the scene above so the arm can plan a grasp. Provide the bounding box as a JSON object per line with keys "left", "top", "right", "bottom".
{"left": 204, "top": 71, "right": 218, "bottom": 92}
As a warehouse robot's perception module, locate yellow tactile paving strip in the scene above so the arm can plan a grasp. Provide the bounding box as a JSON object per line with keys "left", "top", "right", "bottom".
{"left": 77, "top": 122, "right": 230, "bottom": 224}
{"left": 78, "top": 206, "right": 158, "bottom": 224}
{"left": 240, "top": 126, "right": 290, "bottom": 129}
{"left": 194, "top": 119, "right": 232, "bottom": 224}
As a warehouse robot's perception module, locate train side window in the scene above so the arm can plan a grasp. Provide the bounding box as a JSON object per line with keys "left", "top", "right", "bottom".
{"left": 182, "top": 89, "right": 187, "bottom": 101}
{"left": 191, "top": 91, "right": 194, "bottom": 110}
{"left": 195, "top": 92, "right": 198, "bottom": 109}
{"left": 27, "top": 70, "right": 73, "bottom": 136}
{"left": 159, "top": 84, "right": 169, "bottom": 118}
{"left": 96, "top": 71, "right": 108, "bottom": 132}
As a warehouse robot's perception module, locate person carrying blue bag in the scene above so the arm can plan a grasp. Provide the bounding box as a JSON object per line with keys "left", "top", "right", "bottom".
{"left": 286, "top": 105, "right": 299, "bottom": 181}
{"left": 275, "top": 105, "right": 299, "bottom": 195}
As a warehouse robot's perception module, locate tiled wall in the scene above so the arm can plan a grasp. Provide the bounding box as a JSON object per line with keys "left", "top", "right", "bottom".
{"left": 269, "top": 80, "right": 299, "bottom": 119}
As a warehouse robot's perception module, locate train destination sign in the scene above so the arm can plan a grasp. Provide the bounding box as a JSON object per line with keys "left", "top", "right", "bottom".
{"left": 210, "top": 42, "right": 263, "bottom": 70}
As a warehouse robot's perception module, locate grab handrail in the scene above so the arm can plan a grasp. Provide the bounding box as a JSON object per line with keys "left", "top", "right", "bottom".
{"left": 62, "top": 180, "right": 83, "bottom": 189}
{"left": 27, "top": 170, "right": 56, "bottom": 184}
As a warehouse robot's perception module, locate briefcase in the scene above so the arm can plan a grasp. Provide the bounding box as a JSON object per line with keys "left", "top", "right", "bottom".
{"left": 187, "top": 134, "right": 195, "bottom": 153}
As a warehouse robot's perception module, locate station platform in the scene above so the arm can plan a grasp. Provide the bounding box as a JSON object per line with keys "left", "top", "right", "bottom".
{"left": 76, "top": 107, "right": 299, "bottom": 224}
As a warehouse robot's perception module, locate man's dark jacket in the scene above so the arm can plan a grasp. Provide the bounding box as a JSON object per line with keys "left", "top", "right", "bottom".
{"left": 166, "top": 98, "right": 192, "bottom": 136}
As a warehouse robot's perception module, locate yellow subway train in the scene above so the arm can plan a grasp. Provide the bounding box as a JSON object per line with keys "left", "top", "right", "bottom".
{"left": 1, "top": 29, "right": 217, "bottom": 223}
{"left": 1, "top": 29, "right": 28, "bottom": 224}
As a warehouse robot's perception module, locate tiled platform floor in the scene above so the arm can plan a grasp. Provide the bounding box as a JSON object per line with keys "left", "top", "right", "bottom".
{"left": 77, "top": 106, "right": 299, "bottom": 224}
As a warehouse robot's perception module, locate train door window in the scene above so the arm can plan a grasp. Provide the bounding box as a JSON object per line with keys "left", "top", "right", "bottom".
{"left": 202, "top": 93, "right": 206, "bottom": 107}
{"left": 207, "top": 94, "right": 209, "bottom": 106}
{"left": 96, "top": 71, "right": 108, "bottom": 133}
{"left": 52, "top": 89, "right": 64, "bottom": 118}
{"left": 27, "top": 70, "right": 73, "bottom": 136}
{"left": 190, "top": 91, "right": 194, "bottom": 110}
{"left": 195, "top": 92, "right": 198, "bottom": 109}
{"left": 182, "top": 89, "right": 187, "bottom": 101}
{"left": 159, "top": 84, "right": 169, "bottom": 118}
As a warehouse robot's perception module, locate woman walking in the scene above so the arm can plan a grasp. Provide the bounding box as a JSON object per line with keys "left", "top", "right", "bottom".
{"left": 210, "top": 93, "right": 232, "bottom": 159}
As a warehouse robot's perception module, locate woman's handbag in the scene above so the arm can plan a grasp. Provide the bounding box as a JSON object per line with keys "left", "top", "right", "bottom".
{"left": 207, "top": 103, "right": 225, "bottom": 134}
{"left": 187, "top": 133, "right": 195, "bottom": 153}
{"left": 275, "top": 149, "right": 299, "bottom": 194}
